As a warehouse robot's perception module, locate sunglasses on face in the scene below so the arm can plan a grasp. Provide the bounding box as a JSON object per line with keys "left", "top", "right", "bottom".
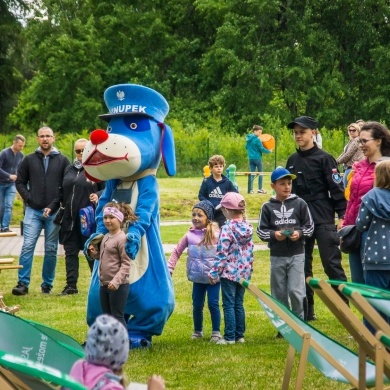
{"left": 75, "top": 149, "right": 84, "bottom": 154}
{"left": 348, "top": 129, "right": 357, "bottom": 133}
{"left": 357, "top": 138, "right": 374, "bottom": 145}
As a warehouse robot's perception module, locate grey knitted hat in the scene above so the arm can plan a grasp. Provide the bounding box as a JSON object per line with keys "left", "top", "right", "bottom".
{"left": 85, "top": 314, "right": 129, "bottom": 371}
{"left": 193, "top": 200, "right": 214, "bottom": 221}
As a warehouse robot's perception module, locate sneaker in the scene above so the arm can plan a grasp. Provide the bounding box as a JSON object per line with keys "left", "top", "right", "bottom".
{"left": 59, "top": 285, "right": 78, "bottom": 295}
{"left": 236, "top": 337, "right": 245, "bottom": 343}
{"left": 1, "top": 228, "right": 12, "bottom": 233}
{"left": 249, "top": 190, "right": 254, "bottom": 194}
{"left": 216, "top": 338, "right": 235, "bottom": 345}
{"left": 41, "top": 285, "right": 52, "bottom": 294}
{"left": 191, "top": 332, "right": 203, "bottom": 340}
{"left": 210, "top": 333, "right": 222, "bottom": 343}
{"left": 257, "top": 189, "right": 267, "bottom": 194}
{"left": 12, "top": 282, "right": 28, "bottom": 296}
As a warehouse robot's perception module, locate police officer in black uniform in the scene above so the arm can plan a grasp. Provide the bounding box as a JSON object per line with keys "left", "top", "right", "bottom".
{"left": 286, "top": 116, "right": 347, "bottom": 320}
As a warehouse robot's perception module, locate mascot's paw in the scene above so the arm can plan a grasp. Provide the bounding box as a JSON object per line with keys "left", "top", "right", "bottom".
{"left": 129, "top": 337, "right": 152, "bottom": 350}
{"left": 84, "top": 233, "right": 104, "bottom": 261}
{"left": 125, "top": 231, "right": 141, "bottom": 259}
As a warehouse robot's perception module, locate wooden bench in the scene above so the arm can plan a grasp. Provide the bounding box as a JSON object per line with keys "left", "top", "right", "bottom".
{"left": 0, "top": 258, "right": 22, "bottom": 314}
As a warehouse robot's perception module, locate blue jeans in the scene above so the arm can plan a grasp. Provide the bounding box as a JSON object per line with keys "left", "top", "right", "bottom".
{"left": 192, "top": 282, "right": 221, "bottom": 333}
{"left": 0, "top": 183, "right": 16, "bottom": 230}
{"left": 18, "top": 206, "right": 60, "bottom": 287}
{"left": 220, "top": 278, "right": 246, "bottom": 341}
{"left": 249, "top": 159, "right": 263, "bottom": 191}
{"left": 343, "top": 167, "right": 352, "bottom": 189}
{"left": 364, "top": 270, "right": 390, "bottom": 334}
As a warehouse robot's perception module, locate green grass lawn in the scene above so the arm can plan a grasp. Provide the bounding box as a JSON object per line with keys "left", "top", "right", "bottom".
{"left": 3, "top": 176, "right": 357, "bottom": 389}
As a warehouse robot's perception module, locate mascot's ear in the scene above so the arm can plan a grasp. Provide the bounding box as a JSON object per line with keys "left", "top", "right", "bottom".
{"left": 159, "top": 123, "right": 176, "bottom": 176}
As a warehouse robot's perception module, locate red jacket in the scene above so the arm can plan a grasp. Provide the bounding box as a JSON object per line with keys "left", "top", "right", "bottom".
{"left": 343, "top": 158, "right": 376, "bottom": 226}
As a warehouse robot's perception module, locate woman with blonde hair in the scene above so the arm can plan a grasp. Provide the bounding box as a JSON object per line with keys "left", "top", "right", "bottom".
{"left": 336, "top": 123, "right": 364, "bottom": 189}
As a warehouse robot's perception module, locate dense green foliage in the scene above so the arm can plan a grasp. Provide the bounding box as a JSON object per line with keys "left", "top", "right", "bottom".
{"left": 2, "top": 0, "right": 390, "bottom": 135}
{"left": 1, "top": 125, "right": 347, "bottom": 178}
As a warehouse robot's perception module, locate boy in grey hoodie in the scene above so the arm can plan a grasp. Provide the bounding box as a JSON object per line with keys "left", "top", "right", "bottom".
{"left": 257, "top": 167, "right": 314, "bottom": 321}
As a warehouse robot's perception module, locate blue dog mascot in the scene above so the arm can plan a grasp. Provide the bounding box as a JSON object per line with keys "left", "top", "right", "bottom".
{"left": 82, "top": 84, "right": 176, "bottom": 348}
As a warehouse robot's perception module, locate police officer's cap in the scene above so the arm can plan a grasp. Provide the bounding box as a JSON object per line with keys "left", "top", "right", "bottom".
{"left": 287, "top": 116, "right": 318, "bottom": 130}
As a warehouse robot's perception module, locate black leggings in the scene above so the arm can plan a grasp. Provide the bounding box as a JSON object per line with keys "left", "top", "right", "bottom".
{"left": 100, "top": 283, "right": 129, "bottom": 329}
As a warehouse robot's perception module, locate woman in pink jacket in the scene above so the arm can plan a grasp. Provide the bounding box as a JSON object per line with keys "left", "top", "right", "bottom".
{"left": 343, "top": 122, "right": 390, "bottom": 283}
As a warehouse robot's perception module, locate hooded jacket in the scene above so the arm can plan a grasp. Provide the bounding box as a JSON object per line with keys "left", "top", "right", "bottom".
{"left": 356, "top": 187, "right": 390, "bottom": 271}
{"left": 69, "top": 360, "right": 123, "bottom": 390}
{"left": 198, "top": 174, "right": 238, "bottom": 209}
{"left": 257, "top": 194, "right": 314, "bottom": 256}
{"left": 245, "top": 134, "right": 271, "bottom": 160}
{"left": 343, "top": 158, "right": 390, "bottom": 226}
{"left": 16, "top": 147, "right": 70, "bottom": 212}
{"left": 209, "top": 219, "right": 254, "bottom": 282}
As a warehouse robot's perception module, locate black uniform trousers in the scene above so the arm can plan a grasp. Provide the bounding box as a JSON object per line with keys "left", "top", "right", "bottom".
{"left": 305, "top": 223, "right": 348, "bottom": 305}
{"left": 63, "top": 228, "right": 92, "bottom": 287}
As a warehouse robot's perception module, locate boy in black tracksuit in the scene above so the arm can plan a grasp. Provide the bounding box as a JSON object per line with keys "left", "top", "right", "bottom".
{"left": 286, "top": 116, "right": 348, "bottom": 320}
{"left": 198, "top": 155, "right": 238, "bottom": 227}
{"left": 257, "top": 167, "right": 314, "bottom": 320}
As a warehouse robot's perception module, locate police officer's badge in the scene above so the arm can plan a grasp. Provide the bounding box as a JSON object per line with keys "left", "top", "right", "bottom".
{"left": 331, "top": 168, "right": 342, "bottom": 184}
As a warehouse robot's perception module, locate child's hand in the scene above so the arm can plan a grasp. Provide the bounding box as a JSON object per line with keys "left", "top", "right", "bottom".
{"left": 209, "top": 276, "right": 218, "bottom": 285}
{"left": 147, "top": 374, "right": 165, "bottom": 390}
{"left": 289, "top": 231, "right": 300, "bottom": 241}
{"left": 108, "top": 282, "right": 117, "bottom": 290}
{"left": 275, "top": 231, "right": 287, "bottom": 241}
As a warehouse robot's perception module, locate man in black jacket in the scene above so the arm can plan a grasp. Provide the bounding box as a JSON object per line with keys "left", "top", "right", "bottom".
{"left": 286, "top": 116, "right": 347, "bottom": 321}
{"left": 12, "top": 127, "right": 70, "bottom": 295}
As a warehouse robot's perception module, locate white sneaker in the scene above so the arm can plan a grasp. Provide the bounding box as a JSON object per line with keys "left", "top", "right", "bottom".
{"left": 236, "top": 337, "right": 245, "bottom": 344}
{"left": 210, "top": 333, "right": 222, "bottom": 343}
{"left": 191, "top": 332, "right": 203, "bottom": 340}
{"left": 216, "top": 338, "right": 235, "bottom": 345}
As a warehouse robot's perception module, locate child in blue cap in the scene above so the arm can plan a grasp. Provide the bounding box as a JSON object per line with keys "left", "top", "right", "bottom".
{"left": 257, "top": 167, "right": 314, "bottom": 326}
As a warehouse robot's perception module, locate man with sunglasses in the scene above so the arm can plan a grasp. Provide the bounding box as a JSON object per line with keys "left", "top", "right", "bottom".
{"left": 12, "top": 127, "right": 70, "bottom": 296}
{"left": 286, "top": 116, "right": 348, "bottom": 321}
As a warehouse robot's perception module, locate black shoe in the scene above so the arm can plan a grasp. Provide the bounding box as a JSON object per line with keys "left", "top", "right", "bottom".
{"left": 307, "top": 305, "right": 317, "bottom": 321}
{"left": 12, "top": 282, "right": 28, "bottom": 296}
{"left": 41, "top": 285, "right": 52, "bottom": 294}
{"left": 276, "top": 332, "right": 283, "bottom": 339}
{"left": 59, "top": 285, "right": 78, "bottom": 295}
{"left": 1, "top": 228, "right": 12, "bottom": 233}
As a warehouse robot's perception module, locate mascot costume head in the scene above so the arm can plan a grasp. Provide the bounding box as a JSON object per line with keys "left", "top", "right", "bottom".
{"left": 82, "top": 84, "right": 175, "bottom": 349}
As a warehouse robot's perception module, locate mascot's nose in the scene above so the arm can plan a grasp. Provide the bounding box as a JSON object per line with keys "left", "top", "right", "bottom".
{"left": 90, "top": 129, "right": 109, "bottom": 145}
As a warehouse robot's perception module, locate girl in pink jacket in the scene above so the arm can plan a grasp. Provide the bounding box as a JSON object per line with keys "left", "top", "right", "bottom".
{"left": 343, "top": 122, "right": 390, "bottom": 284}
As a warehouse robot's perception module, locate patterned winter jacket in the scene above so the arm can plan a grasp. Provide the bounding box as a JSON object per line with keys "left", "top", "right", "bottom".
{"left": 356, "top": 187, "right": 390, "bottom": 271}
{"left": 209, "top": 219, "right": 254, "bottom": 282}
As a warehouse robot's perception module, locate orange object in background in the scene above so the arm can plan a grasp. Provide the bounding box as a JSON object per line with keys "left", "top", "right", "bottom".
{"left": 259, "top": 134, "right": 275, "bottom": 150}
{"left": 203, "top": 165, "right": 211, "bottom": 178}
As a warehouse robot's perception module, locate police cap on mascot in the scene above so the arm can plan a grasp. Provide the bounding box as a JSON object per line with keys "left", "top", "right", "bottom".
{"left": 82, "top": 84, "right": 175, "bottom": 349}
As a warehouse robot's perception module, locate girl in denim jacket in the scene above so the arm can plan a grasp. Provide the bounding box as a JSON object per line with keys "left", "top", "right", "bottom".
{"left": 168, "top": 200, "right": 221, "bottom": 342}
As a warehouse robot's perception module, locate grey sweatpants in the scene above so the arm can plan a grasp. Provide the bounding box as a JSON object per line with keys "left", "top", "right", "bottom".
{"left": 270, "top": 254, "right": 306, "bottom": 319}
